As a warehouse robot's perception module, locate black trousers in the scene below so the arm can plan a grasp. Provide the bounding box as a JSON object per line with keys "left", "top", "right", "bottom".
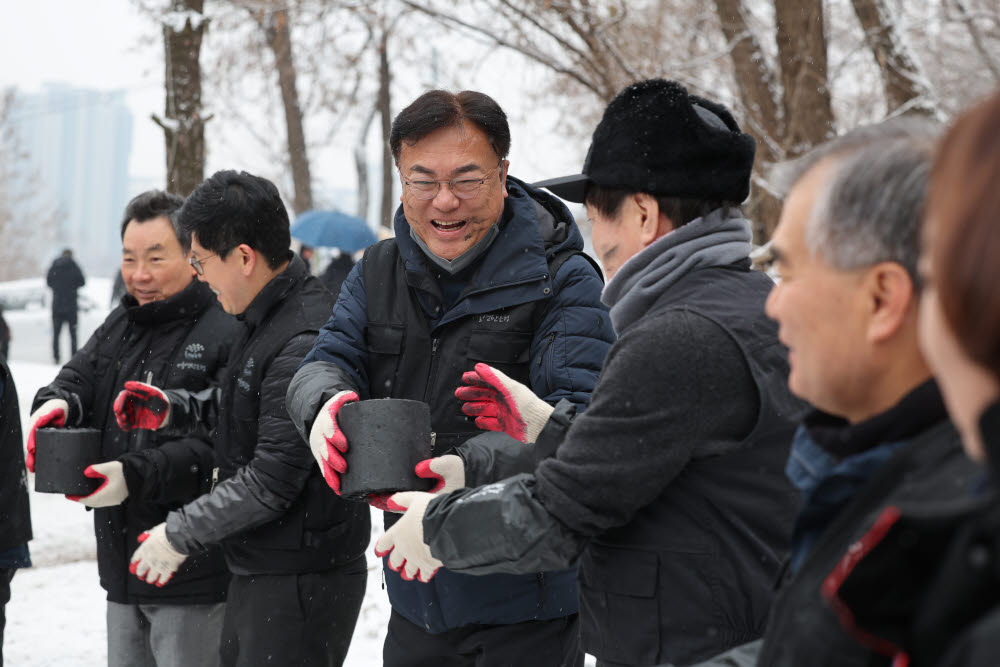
{"left": 0, "top": 568, "right": 15, "bottom": 667}
{"left": 219, "top": 556, "right": 367, "bottom": 667}
{"left": 52, "top": 312, "right": 78, "bottom": 362}
{"left": 383, "top": 609, "right": 584, "bottom": 667}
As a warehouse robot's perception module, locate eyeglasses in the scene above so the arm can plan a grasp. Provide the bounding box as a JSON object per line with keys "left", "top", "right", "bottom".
{"left": 401, "top": 162, "right": 504, "bottom": 201}
{"left": 189, "top": 252, "right": 217, "bottom": 276}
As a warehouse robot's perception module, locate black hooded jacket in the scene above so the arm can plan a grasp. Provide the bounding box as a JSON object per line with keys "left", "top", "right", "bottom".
{"left": 33, "top": 280, "right": 239, "bottom": 604}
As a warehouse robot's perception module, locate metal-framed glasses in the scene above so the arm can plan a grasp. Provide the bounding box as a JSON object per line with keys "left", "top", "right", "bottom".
{"left": 189, "top": 252, "right": 217, "bottom": 276}
{"left": 402, "top": 162, "right": 504, "bottom": 201}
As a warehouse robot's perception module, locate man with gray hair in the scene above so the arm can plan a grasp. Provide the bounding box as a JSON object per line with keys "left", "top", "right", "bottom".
{"left": 709, "top": 121, "right": 986, "bottom": 666}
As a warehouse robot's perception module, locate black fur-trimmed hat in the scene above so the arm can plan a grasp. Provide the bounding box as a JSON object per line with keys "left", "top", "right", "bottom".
{"left": 534, "top": 79, "right": 756, "bottom": 203}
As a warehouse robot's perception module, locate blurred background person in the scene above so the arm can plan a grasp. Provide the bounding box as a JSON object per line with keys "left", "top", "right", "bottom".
{"left": 318, "top": 249, "right": 355, "bottom": 300}
{"left": 45, "top": 248, "right": 85, "bottom": 364}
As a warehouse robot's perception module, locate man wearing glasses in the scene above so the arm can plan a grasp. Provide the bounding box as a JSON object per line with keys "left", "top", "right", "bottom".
{"left": 285, "top": 90, "right": 615, "bottom": 666}
{"left": 113, "top": 171, "right": 372, "bottom": 666}
{"left": 26, "top": 190, "right": 239, "bottom": 667}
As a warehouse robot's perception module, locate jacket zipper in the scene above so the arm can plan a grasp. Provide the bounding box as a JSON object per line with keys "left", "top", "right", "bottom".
{"left": 538, "top": 572, "right": 546, "bottom": 613}
{"left": 537, "top": 332, "right": 556, "bottom": 367}
{"left": 422, "top": 337, "right": 441, "bottom": 401}
{"left": 209, "top": 467, "right": 219, "bottom": 493}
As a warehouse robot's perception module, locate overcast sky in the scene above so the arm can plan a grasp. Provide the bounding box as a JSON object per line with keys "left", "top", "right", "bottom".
{"left": 0, "top": 0, "right": 587, "bottom": 218}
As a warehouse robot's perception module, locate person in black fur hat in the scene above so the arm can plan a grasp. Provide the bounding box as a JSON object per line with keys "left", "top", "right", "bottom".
{"left": 372, "top": 79, "right": 804, "bottom": 666}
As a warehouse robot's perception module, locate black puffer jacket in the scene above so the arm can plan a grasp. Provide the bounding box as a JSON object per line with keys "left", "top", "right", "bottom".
{"left": 33, "top": 280, "right": 239, "bottom": 604}
{"left": 163, "top": 255, "right": 371, "bottom": 575}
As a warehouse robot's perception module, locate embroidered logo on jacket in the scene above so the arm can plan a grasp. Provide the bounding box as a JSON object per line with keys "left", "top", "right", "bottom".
{"left": 237, "top": 357, "right": 254, "bottom": 392}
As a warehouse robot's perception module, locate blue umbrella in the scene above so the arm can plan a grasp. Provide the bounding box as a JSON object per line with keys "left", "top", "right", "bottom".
{"left": 289, "top": 210, "right": 378, "bottom": 251}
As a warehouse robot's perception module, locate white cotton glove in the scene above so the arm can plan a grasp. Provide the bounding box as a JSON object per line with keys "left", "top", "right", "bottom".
{"left": 454, "top": 363, "right": 554, "bottom": 443}
{"left": 374, "top": 491, "right": 442, "bottom": 583}
{"left": 26, "top": 398, "right": 69, "bottom": 473}
{"left": 129, "top": 523, "right": 188, "bottom": 587}
{"left": 70, "top": 461, "right": 129, "bottom": 507}
{"left": 367, "top": 454, "right": 466, "bottom": 512}
{"left": 415, "top": 455, "right": 466, "bottom": 495}
{"left": 308, "top": 390, "right": 358, "bottom": 494}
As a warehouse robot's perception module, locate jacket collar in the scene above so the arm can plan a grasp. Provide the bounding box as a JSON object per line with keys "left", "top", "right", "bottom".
{"left": 238, "top": 251, "right": 305, "bottom": 332}
{"left": 802, "top": 379, "right": 946, "bottom": 460}
{"left": 122, "top": 279, "right": 214, "bottom": 325}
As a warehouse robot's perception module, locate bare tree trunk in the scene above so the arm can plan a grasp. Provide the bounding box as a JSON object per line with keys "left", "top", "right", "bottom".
{"left": 774, "top": 0, "right": 835, "bottom": 154}
{"left": 713, "top": 0, "right": 783, "bottom": 162}
{"left": 713, "top": 0, "right": 786, "bottom": 242}
{"left": 257, "top": 7, "right": 313, "bottom": 214}
{"left": 378, "top": 28, "right": 394, "bottom": 233}
{"left": 354, "top": 103, "right": 378, "bottom": 221}
{"left": 850, "top": 0, "right": 937, "bottom": 115}
{"left": 155, "top": 0, "right": 208, "bottom": 197}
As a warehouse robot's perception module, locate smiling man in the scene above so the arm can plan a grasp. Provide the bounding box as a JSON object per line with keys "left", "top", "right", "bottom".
{"left": 113, "top": 171, "right": 371, "bottom": 667}
{"left": 27, "top": 190, "right": 239, "bottom": 667}
{"left": 285, "top": 89, "right": 615, "bottom": 666}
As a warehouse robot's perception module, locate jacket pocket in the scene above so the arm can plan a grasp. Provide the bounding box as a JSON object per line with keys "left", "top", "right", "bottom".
{"left": 365, "top": 324, "right": 404, "bottom": 397}
{"left": 466, "top": 331, "right": 532, "bottom": 386}
{"left": 578, "top": 543, "right": 660, "bottom": 666}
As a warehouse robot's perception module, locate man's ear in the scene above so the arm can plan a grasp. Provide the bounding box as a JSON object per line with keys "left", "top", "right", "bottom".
{"left": 633, "top": 193, "right": 671, "bottom": 247}
{"left": 236, "top": 244, "right": 257, "bottom": 276}
{"left": 866, "top": 262, "right": 916, "bottom": 343}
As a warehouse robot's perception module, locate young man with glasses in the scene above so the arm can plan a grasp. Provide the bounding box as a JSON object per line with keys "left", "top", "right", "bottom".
{"left": 113, "top": 171, "right": 371, "bottom": 666}
{"left": 284, "top": 89, "right": 615, "bottom": 666}
{"left": 26, "top": 190, "right": 239, "bottom": 667}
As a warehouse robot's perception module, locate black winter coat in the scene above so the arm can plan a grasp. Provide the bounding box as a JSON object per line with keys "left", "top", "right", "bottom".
{"left": 822, "top": 400, "right": 1000, "bottom": 667}
{"left": 33, "top": 280, "right": 239, "bottom": 604}
{"left": 163, "top": 255, "right": 371, "bottom": 575}
{"left": 425, "top": 263, "right": 802, "bottom": 666}
{"left": 0, "top": 359, "right": 31, "bottom": 554}
{"left": 46, "top": 255, "right": 85, "bottom": 315}
{"left": 756, "top": 414, "right": 982, "bottom": 667}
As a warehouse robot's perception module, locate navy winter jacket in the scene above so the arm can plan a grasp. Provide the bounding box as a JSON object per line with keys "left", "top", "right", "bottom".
{"left": 287, "top": 177, "right": 615, "bottom": 632}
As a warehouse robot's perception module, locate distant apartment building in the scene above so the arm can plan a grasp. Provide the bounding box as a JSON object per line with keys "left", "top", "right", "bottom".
{"left": 10, "top": 83, "right": 132, "bottom": 277}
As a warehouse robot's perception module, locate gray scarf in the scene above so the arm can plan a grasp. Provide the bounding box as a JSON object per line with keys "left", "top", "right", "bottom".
{"left": 603, "top": 208, "right": 753, "bottom": 333}
{"left": 410, "top": 215, "right": 502, "bottom": 274}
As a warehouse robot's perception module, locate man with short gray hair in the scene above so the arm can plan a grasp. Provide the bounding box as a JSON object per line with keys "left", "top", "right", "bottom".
{"left": 716, "top": 123, "right": 986, "bottom": 665}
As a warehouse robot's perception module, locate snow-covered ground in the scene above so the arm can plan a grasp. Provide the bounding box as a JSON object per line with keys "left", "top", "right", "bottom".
{"left": 2, "top": 278, "right": 390, "bottom": 665}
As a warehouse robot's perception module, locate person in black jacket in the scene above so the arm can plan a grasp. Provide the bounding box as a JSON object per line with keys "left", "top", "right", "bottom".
{"left": 372, "top": 80, "right": 803, "bottom": 667}
{"left": 113, "top": 171, "right": 371, "bottom": 667}
{"left": 0, "top": 358, "right": 30, "bottom": 667}
{"left": 818, "top": 89, "right": 1000, "bottom": 667}
{"left": 25, "top": 191, "right": 239, "bottom": 667}
{"left": 688, "top": 120, "right": 985, "bottom": 667}
{"left": 318, "top": 250, "right": 355, "bottom": 299}
{"left": 46, "top": 248, "right": 85, "bottom": 364}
